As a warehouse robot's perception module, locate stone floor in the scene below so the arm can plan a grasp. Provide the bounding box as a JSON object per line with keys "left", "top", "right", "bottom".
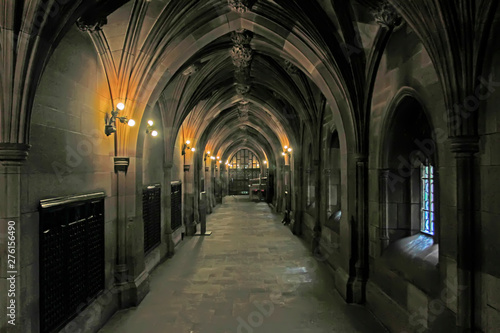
{"left": 98, "top": 196, "right": 387, "bottom": 333}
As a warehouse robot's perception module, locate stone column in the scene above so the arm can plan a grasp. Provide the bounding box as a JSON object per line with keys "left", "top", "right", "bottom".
{"left": 183, "top": 159, "right": 196, "bottom": 236}
{"left": 113, "top": 157, "right": 131, "bottom": 305}
{"left": 348, "top": 154, "right": 368, "bottom": 303}
{"left": 312, "top": 159, "right": 322, "bottom": 256}
{"left": 379, "top": 169, "right": 391, "bottom": 251}
{"left": 163, "top": 164, "right": 175, "bottom": 258}
{"left": 450, "top": 137, "right": 479, "bottom": 331}
{"left": 0, "top": 143, "right": 30, "bottom": 333}
{"left": 114, "top": 156, "right": 149, "bottom": 308}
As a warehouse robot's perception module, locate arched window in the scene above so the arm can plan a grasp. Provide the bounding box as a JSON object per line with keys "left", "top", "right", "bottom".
{"left": 228, "top": 149, "right": 260, "bottom": 195}
{"left": 380, "top": 96, "right": 438, "bottom": 246}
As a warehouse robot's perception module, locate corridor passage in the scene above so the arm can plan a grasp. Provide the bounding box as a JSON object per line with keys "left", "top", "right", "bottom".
{"left": 98, "top": 197, "right": 387, "bottom": 333}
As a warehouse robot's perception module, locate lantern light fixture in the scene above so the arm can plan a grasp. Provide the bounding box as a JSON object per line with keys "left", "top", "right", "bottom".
{"left": 282, "top": 145, "right": 292, "bottom": 157}
{"left": 182, "top": 140, "right": 195, "bottom": 155}
{"left": 146, "top": 120, "right": 158, "bottom": 137}
{"left": 105, "top": 103, "right": 135, "bottom": 136}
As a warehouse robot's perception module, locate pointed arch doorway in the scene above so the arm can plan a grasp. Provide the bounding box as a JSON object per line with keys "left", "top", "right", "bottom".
{"left": 228, "top": 149, "right": 261, "bottom": 195}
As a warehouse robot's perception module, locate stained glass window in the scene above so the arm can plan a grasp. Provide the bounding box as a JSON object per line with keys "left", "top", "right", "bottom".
{"left": 420, "top": 163, "right": 435, "bottom": 235}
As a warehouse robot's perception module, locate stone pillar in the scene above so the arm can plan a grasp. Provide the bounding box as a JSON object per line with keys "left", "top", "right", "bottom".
{"left": 113, "top": 157, "right": 131, "bottom": 306}
{"left": 312, "top": 159, "right": 322, "bottom": 256}
{"left": 0, "top": 143, "right": 30, "bottom": 333}
{"left": 114, "top": 156, "right": 149, "bottom": 308}
{"left": 379, "top": 169, "right": 391, "bottom": 251}
{"left": 292, "top": 165, "right": 303, "bottom": 236}
{"left": 163, "top": 164, "right": 175, "bottom": 258}
{"left": 348, "top": 154, "right": 368, "bottom": 303}
{"left": 183, "top": 161, "right": 196, "bottom": 236}
{"left": 450, "top": 137, "right": 479, "bottom": 331}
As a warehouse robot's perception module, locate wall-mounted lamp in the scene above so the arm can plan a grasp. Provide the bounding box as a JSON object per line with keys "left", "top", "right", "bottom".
{"left": 282, "top": 145, "right": 292, "bottom": 156}
{"left": 182, "top": 140, "right": 196, "bottom": 155}
{"left": 210, "top": 156, "right": 216, "bottom": 160}
{"left": 204, "top": 151, "right": 211, "bottom": 161}
{"left": 105, "top": 103, "right": 135, "bottom": 136}
{"left": 146, "top": 120, "right": 158, "bottom": 137}
{"left": 264, "top": 161, "right": 267, "bottom": 165}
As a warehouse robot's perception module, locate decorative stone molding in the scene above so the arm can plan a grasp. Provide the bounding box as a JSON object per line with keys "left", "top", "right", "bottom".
{"left": 228, "top": 0, "right": 253, "bottom": 13}
{"left": 449, "top": 136, "right": 480, "bottom": 155}
{"left": 284, "top": 60, "right": 299, "bottom": 75}
{"left": 374, "top": 2, "right": 402, "bottom": 29}
{"left": 231, "top": 29, "right": 253, "bottom": 45}
{"left": 0, "top": 143, "right": 31, "bottom": 162}
{"left": 76, "top": 16, "right": 107, "bottom": 32}
{"left": 235, "top": 67, "right": 251, "bottom": 83}
{"left": 238, "top": 102, "right": 250, "bottom": 119}
{"left": 231, "top": 44, "right": 254, "bottom": 69}
{"left": 231, "top": 29, "right": 254, "bottom": 96}
{"left": 183, "top": 63, "right": 200, "bottom": 76}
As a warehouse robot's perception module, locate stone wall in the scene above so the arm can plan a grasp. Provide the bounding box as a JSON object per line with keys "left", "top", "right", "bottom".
{"left": 23, "top": 26, "right": 117, "bottom": 332}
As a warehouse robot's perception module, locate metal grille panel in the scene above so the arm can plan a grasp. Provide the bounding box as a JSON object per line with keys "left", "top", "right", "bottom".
{"left": 39, "top": 194, "right": 105, "bottom": 333}
{"left": 143, "top": 185, "right": 161, "bottom": 254}
{"left": 171, "top": 181, "right": 182, "bottom": 231}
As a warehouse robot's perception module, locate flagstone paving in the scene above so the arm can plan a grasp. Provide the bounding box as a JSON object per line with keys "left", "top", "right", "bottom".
{"left": 98, "top": 196, "right": 387, "bottom": 333}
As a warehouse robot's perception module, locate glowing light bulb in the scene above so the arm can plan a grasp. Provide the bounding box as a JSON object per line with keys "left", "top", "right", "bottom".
{"left": 211, "top": 156, "right": 215, "bottom": 160}
{"left": 186, "top": 140, "right": 191, "bottom": 145}
{"left": 264, "top": 161, "right": 267, "bottom": 164}
{"left": 191, "top": 147, "right": 196, "bottom": 152}
{"left": 127, "top": 119, "right": 136, "bottom": 127}
{"left": 207, "top": 151, "right": 211, "bottom": 155}
{"left": 288, "top": 148, "right": 292, "bottom": 152}
{"left": 217, "top": 156, "right": 220, "bottom": 160}
{"left": 116, "top": 103, "right": 125, "bottom": 111}
{"left": 148, "top": 120, "right": 154, "bottom": 126}
{"left": 284, "top": 145, "right": 288, "bottom": 150}
{"left": 151, "top": 130, "right": 158, "bottom": 137}
{"left": 282, "top": 152, "right": 285, "bottom": 156}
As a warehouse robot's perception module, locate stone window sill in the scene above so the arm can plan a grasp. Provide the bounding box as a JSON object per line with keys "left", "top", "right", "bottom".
{"left": 380, "top": 233, "right": 440, "bottom": 295}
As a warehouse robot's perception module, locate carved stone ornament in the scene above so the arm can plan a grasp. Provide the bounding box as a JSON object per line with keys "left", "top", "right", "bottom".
{"left": 238, "top": 102, "right": 250, "bottom": 113}
{"left": 228, "top": 0, "right": 253, "bottom": 13}
{"left": 236, "top": 83, "right": 251, "bottom": 96}
{"left": 183, "top": 63, "right": 200, "bottom": 76}
{"left": 374, "top": 2, "right": 402, "bottom": 29}
{"left": 284, "top": 60, "right": 298, "bottom": 75}
{"left": 231, "top": 45, "right": 253, "bottom": 68}
{"left": 231, "top": 29, "right": 253, "bottom": 45}
{"left": 76, "top": 16, "right": 107, "bottom": 32}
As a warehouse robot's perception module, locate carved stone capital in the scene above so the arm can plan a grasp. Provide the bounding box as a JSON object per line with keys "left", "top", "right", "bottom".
{"left": 449, "top": 136, "right": 480, "bottom": 155}
{"left": 374, "top": 2, "right": 402, "bottom": 29}
{"left": 114, "top": 157, "right": 130, "bottom": 173}
{"left": 0, "top": 143, "right": 31, "bottom": 163}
